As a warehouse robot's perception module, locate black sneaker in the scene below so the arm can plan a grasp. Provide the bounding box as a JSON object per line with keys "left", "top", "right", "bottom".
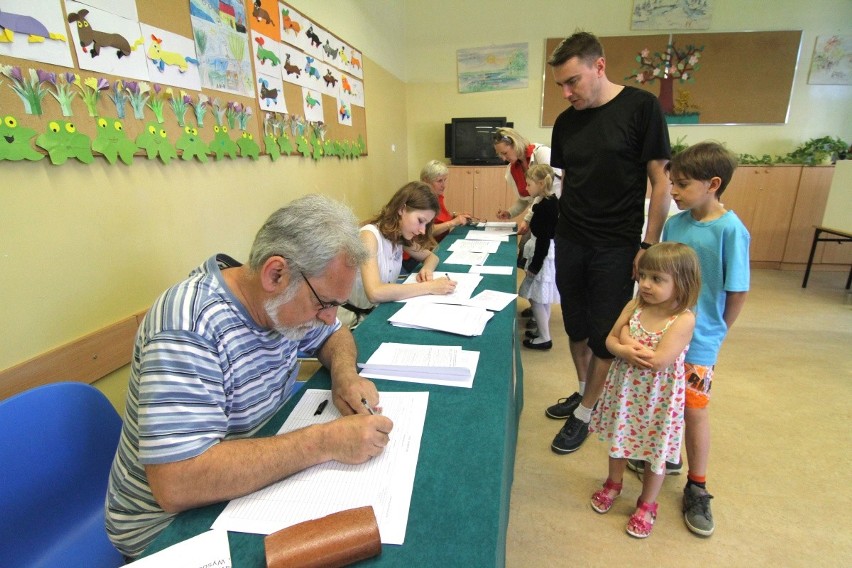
{"left": 683, "top": 484, "right": 715, "bottom": 536}
{"left": 627, "top": 458, "right": 683, "bottom": 476}
{"left": 551, "top": 415, "right": 589, "bottom": 454}
{"left": 520, "top": 307, "right": 533, "bottom": 318}
{"left": 545, "top": 392, "right": 582, "bottom": 419}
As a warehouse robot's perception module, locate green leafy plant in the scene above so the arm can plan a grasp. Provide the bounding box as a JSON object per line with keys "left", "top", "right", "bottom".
{"left": 671, "top": 135, "right": 689, "bottom": 156}
{"left": 785, "top": 136, "right": 848, "bottom": 165}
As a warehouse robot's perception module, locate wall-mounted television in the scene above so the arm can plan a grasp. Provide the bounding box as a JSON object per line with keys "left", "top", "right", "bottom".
{"left": 445, "top": 117, "right": 513, "bottom": 166}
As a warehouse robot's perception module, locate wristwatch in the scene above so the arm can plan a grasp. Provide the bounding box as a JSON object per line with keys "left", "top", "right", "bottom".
{"left": 639, "top": 241, "right": 654, "bottom": 250}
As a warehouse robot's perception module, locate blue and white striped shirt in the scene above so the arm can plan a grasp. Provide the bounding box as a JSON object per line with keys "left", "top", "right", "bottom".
{"left": 105, "top": 254, "right": 339, "bottom": 558}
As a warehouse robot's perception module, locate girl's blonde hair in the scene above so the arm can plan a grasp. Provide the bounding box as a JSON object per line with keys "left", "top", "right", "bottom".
{"left": 637, "top": 242, "right": 701, "bottom": 313}
{"left": 365, "top": 181, "right": 439, "bottom": 250}
{"left": 526, "top": 164, "right": 555, "bottom": 196}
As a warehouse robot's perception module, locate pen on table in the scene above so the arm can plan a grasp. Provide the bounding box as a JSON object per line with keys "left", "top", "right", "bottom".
{"left": 361, "top": 397, "right": 376, "bottom": 415}
{"left": 314, "top": 399, "right": 328, "bottom": 416}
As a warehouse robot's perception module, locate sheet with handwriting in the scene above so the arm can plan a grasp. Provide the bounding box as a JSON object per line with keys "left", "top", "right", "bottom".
{"left": 210, "top": 389, "right": 428, "bottom": 545}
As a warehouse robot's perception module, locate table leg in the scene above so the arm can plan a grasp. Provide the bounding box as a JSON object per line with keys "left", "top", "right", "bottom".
{"left": 802, "top": 228, "right": 821, "bottom": 288}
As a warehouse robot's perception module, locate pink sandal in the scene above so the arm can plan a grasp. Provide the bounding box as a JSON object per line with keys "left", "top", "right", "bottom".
{"left": 626, "top": 499, "right": 658, "bottom": 538}
{"left": 590, "top": 478, "right": 623, "bottom": 514}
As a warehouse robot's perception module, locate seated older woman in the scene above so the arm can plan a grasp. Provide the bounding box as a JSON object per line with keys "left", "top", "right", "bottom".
{"left": 420, "top": 160, "right": 473, "bottom": 240}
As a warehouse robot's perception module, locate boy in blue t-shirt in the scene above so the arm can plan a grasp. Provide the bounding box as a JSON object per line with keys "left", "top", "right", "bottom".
{"left": 660, "top": 141, "right": 750, "bottom": 537}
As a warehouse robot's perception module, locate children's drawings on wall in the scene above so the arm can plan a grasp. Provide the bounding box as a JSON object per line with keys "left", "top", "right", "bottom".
{"left": 74, "top": 0, "right": 139, "bottom": 21}
{"left": 140, "top": 24, "right": 201, "bottom": 91}
{"left": 631, "top": 0, "right": 713, "bottom": 30}
{"left": 301, "top": 86, "right": 322, "bottom": 122}
{"left": 318, "top": 65, "right": 340, "bottom": 97}
{"left": 344, "top": 47, "right": 362, "bottom": 79}
{"left": 189, "top": 0, "right": 254, "bottom": 97}
{"left": 278, "top": 3, "right": 304, "bottom": 46}
{"left": 280, "top": 43, "right": 308, "bottom": 88}
{"left": 248, "top": 0, "right": 279, "bottom": 42}
{"left": 257, "top": 74, "right": 286, "bottom": 113}
{"left": 251, "top": 30, "right": 281, "bottom": 78}
{"left": 65, "top": 1, "right": 149, "bottom": 80}
{"left": 337, "top": 97, "right": 351, "bottom": 126}
{"left": 302, "top": 54, "right": 323, "bottom": 88}
{"left": 0, "top": 0, "right": 74, "bottom": 68}
{"left": 808, "top": 35, "right": 852, "bottom": 85}
{"left": 342, "top": 73, "right": 363, "bottom": 107}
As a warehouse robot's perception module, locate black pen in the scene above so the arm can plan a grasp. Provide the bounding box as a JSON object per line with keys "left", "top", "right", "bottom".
{"left": 361, "top": 397, "right": 376, "bottom": 415}
{"left": 314, "top": 399, "right": 328, "bottom": 415}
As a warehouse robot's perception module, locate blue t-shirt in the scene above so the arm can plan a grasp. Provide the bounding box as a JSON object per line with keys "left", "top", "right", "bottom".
{"left": 663, "top": 210, "right": 750, "bottom": 365}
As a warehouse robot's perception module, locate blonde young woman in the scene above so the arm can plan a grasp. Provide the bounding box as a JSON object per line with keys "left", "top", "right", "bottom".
{"left": 493, "top": 127, "right": 562, "bottom": 236}
{"left": 337, "top": 181, "right": 457, "bottom": 328}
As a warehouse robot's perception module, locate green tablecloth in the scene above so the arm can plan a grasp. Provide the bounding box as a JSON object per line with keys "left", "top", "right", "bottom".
{"left": 142, "top": 227, "right": 523, "bottom": 567}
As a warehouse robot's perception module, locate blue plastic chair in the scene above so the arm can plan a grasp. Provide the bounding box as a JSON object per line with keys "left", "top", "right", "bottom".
{"left": 0, "top": 382, "right": 124, "bottom": 567}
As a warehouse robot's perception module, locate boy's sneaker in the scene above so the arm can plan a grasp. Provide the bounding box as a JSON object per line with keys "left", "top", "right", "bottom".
{"left": 551, "top": 415, "right": 589, "bottom": 454}
{"left": 626, "top": 458, "right": 683, "bottom": 476}
{"left": 683, "top": 484, "right": 715, "bottom": 536}
{"left": 520, "top": 307, "right": 533, "bottom": 318}
{"left": 545, "top": 392, "right": 582, "bottom": 419}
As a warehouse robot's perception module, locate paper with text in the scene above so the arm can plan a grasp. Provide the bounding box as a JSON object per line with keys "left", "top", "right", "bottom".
{"left": 443, "top": 250, "right": 489, "bottom": 266}
{"left": 462, "top": 290, "right": 517, "bottom": 312}
{"left": 210, "top": 390, "right": 428, "bottom": 545}
{"left": 388, "top": 302, "right": 494, "bottom": 336}
{"left": 398, "top": 272, "right": 483, "bottom": 305}
{"left": 358, "top": 343, "right": 479, "bottom": 388}
{"left": 127, "top": 529, "right": 231, "bottom": 567}
{"left": 448, "top": 240, "right": 501, "bottom": 254}
{"left": 469, "top": 265, "right": 514, "bottom": 275}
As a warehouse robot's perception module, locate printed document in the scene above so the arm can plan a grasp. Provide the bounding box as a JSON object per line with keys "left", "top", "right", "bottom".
{"left": 358, "top": 342, "right": 480, "bottom": 388}
{"left": 211, "top": 390, "right": 428, "bottom": 545}
{"left": 127, "top": 530, "right": 231, "bottom": 567}
{"left": 388, "top": 302, "right": 494, "bottom": 336}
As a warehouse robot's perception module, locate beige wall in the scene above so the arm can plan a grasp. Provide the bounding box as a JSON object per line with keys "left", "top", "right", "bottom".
{"left": 0, "top": 54, "right": 408, "bottom": 409}
{"left": 403, "top": 0, "right": 852, "bottom": 178}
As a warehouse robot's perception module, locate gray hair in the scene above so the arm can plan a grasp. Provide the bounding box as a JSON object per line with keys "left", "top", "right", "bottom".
{"left": 420, "top": 159, "right": 449, "bottom": 183}
{"left": 248, "top": 194, "right": 369, "bottom": 280}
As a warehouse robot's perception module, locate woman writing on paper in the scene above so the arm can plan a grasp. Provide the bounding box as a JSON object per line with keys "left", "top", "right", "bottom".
{"left": 337, "top": 182, "right": 457, "bottom": 328}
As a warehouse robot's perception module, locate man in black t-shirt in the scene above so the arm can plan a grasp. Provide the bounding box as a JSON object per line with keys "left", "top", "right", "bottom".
{"left": 545, "top": 32, "right": 671, "bottom": 455}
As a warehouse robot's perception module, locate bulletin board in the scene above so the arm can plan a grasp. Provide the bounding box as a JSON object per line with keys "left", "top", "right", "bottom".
{"left": 0, "top": 0, "right": 366, "bottom": 165}
{"left": 541, "top": 31, "right": 802, "bottom": 127}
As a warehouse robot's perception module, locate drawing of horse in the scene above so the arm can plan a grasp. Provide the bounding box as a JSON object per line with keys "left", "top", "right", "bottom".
{"left": 258, "top": 78, "right": 279, "bottom": 106}
{"left": 67, "top": 9, "right": 142, "bottom": 58}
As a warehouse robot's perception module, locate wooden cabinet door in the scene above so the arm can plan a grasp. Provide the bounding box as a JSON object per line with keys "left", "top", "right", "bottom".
{"left": 724, "top": 166, "right": 801, "bottom": 263}
{"left": 445, "top": 167, "right": 474, "bottom": 219}
{"left": 472, "top": 166, "right": 511, "bottom": 220}
{"left": 783, "top": 167, "right": 835, "bottom": 263}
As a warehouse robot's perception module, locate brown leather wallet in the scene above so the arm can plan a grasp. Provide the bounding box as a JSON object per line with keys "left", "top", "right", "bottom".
{"left": 264, "top": 506, "right": 382, "bottom": 568}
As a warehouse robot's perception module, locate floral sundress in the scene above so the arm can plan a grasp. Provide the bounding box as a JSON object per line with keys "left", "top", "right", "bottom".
{"left": 590, "top": 307, "right": 689, "bottom": 475}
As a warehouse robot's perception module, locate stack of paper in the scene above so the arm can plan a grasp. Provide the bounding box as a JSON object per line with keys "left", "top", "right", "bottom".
{"left": 358, "top": 342, "right": 480, "bottom": 388}
{"left": 388, "top": 302, "right": 494, "bottom": 336}
{"left": 448, "top": 240, "right": 501, "bottom": 254}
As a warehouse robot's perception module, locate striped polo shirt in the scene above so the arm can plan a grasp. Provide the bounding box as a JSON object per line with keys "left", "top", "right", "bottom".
{"left": 105, "top": 254, "right": 340, "bottom": 558}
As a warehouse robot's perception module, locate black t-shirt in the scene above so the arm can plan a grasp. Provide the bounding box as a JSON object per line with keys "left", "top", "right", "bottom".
{"left": 550, "top": 86, "right": 670, "bottom": 246}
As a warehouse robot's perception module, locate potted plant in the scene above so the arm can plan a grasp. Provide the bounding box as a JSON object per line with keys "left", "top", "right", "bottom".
{"left": 786, "top": 136, "right": 849, "bottom": 165}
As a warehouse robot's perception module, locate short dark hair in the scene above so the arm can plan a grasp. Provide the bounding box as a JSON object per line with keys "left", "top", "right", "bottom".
{"left": 547, "top": 31, "right": 604, "bottom": 67}
{"left": 667, "top": 141, "right": 738, "bottom": 197}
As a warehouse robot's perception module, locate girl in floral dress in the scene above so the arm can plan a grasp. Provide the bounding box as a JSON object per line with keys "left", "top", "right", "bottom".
{"left": 589, "top": 243, "right": 700, "bottom": 538}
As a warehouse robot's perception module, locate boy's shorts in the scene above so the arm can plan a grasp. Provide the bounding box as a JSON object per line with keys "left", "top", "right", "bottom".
{"left": 685, "top": 363, "right": 714, "bottom": 409}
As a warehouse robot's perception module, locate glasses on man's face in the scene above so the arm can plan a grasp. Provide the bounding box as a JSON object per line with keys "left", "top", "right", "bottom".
{"left": 300, "top": 270, "right": 343, "bottom": 311}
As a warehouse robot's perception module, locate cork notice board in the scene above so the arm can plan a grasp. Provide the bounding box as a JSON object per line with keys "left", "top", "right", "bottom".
{"left": 0, "top": 0, "right": 366, "bottom": 161}
{"left": 541, "top": 31, "right": 802, "bottom": 127}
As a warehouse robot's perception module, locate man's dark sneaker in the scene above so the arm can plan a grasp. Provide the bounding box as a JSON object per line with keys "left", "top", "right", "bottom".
{"left": 627, "top": 458, "right": 683, "bottom": 476}
{"left": 683, "top": 484, "right": 715, "bottom": 536}
{"left": 551, "top": 415, "right": 589, "bottom": 454}
{"left": 525, "top": 318, "right": 538, "bottom": 330}
{"left": 525, "top": 330, "right": 539, "bottom": 339}
{"left": 545, "top": 392, "right": 582, "bottom": 419}
{"left": 520, "top": 307, "right": 533, "bottom": 318}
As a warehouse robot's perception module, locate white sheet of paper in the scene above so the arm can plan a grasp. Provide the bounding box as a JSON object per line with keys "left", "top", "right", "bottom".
{"left": 443, "top": 250, "right": 489, "bottom": 266}
{"left": 469, "top": 265, "right": 514, "bottom": 275}
{"left": 461, "top": 290, "right": 518, "bottom": 312}
{"left": 387, "top": 302, "right": 494, "bottom": 336}
{"left": 449, "top": 240, "right": 501, "bottom": 254}
{"left": 482, "top": 221, "right": 516, "bottom": 228}
{"left": 399, "top": 272, "right": 483, "bottom": 304}
{"left": 358, "top": 343, "right": 479, "bottom": 388}
{"left": 211, "top": 390, "right": 428, "bottom": 545}
{"left": 127, "top": 530, "right": 231, "bottom": 567}
{"left": 464, "top": 232, "right": 510, "bottom": 242}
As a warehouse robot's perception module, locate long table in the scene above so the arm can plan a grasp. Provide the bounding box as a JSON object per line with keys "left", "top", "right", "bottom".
{"left": 142, "top": 226, "right": 523, "bottom": 567}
